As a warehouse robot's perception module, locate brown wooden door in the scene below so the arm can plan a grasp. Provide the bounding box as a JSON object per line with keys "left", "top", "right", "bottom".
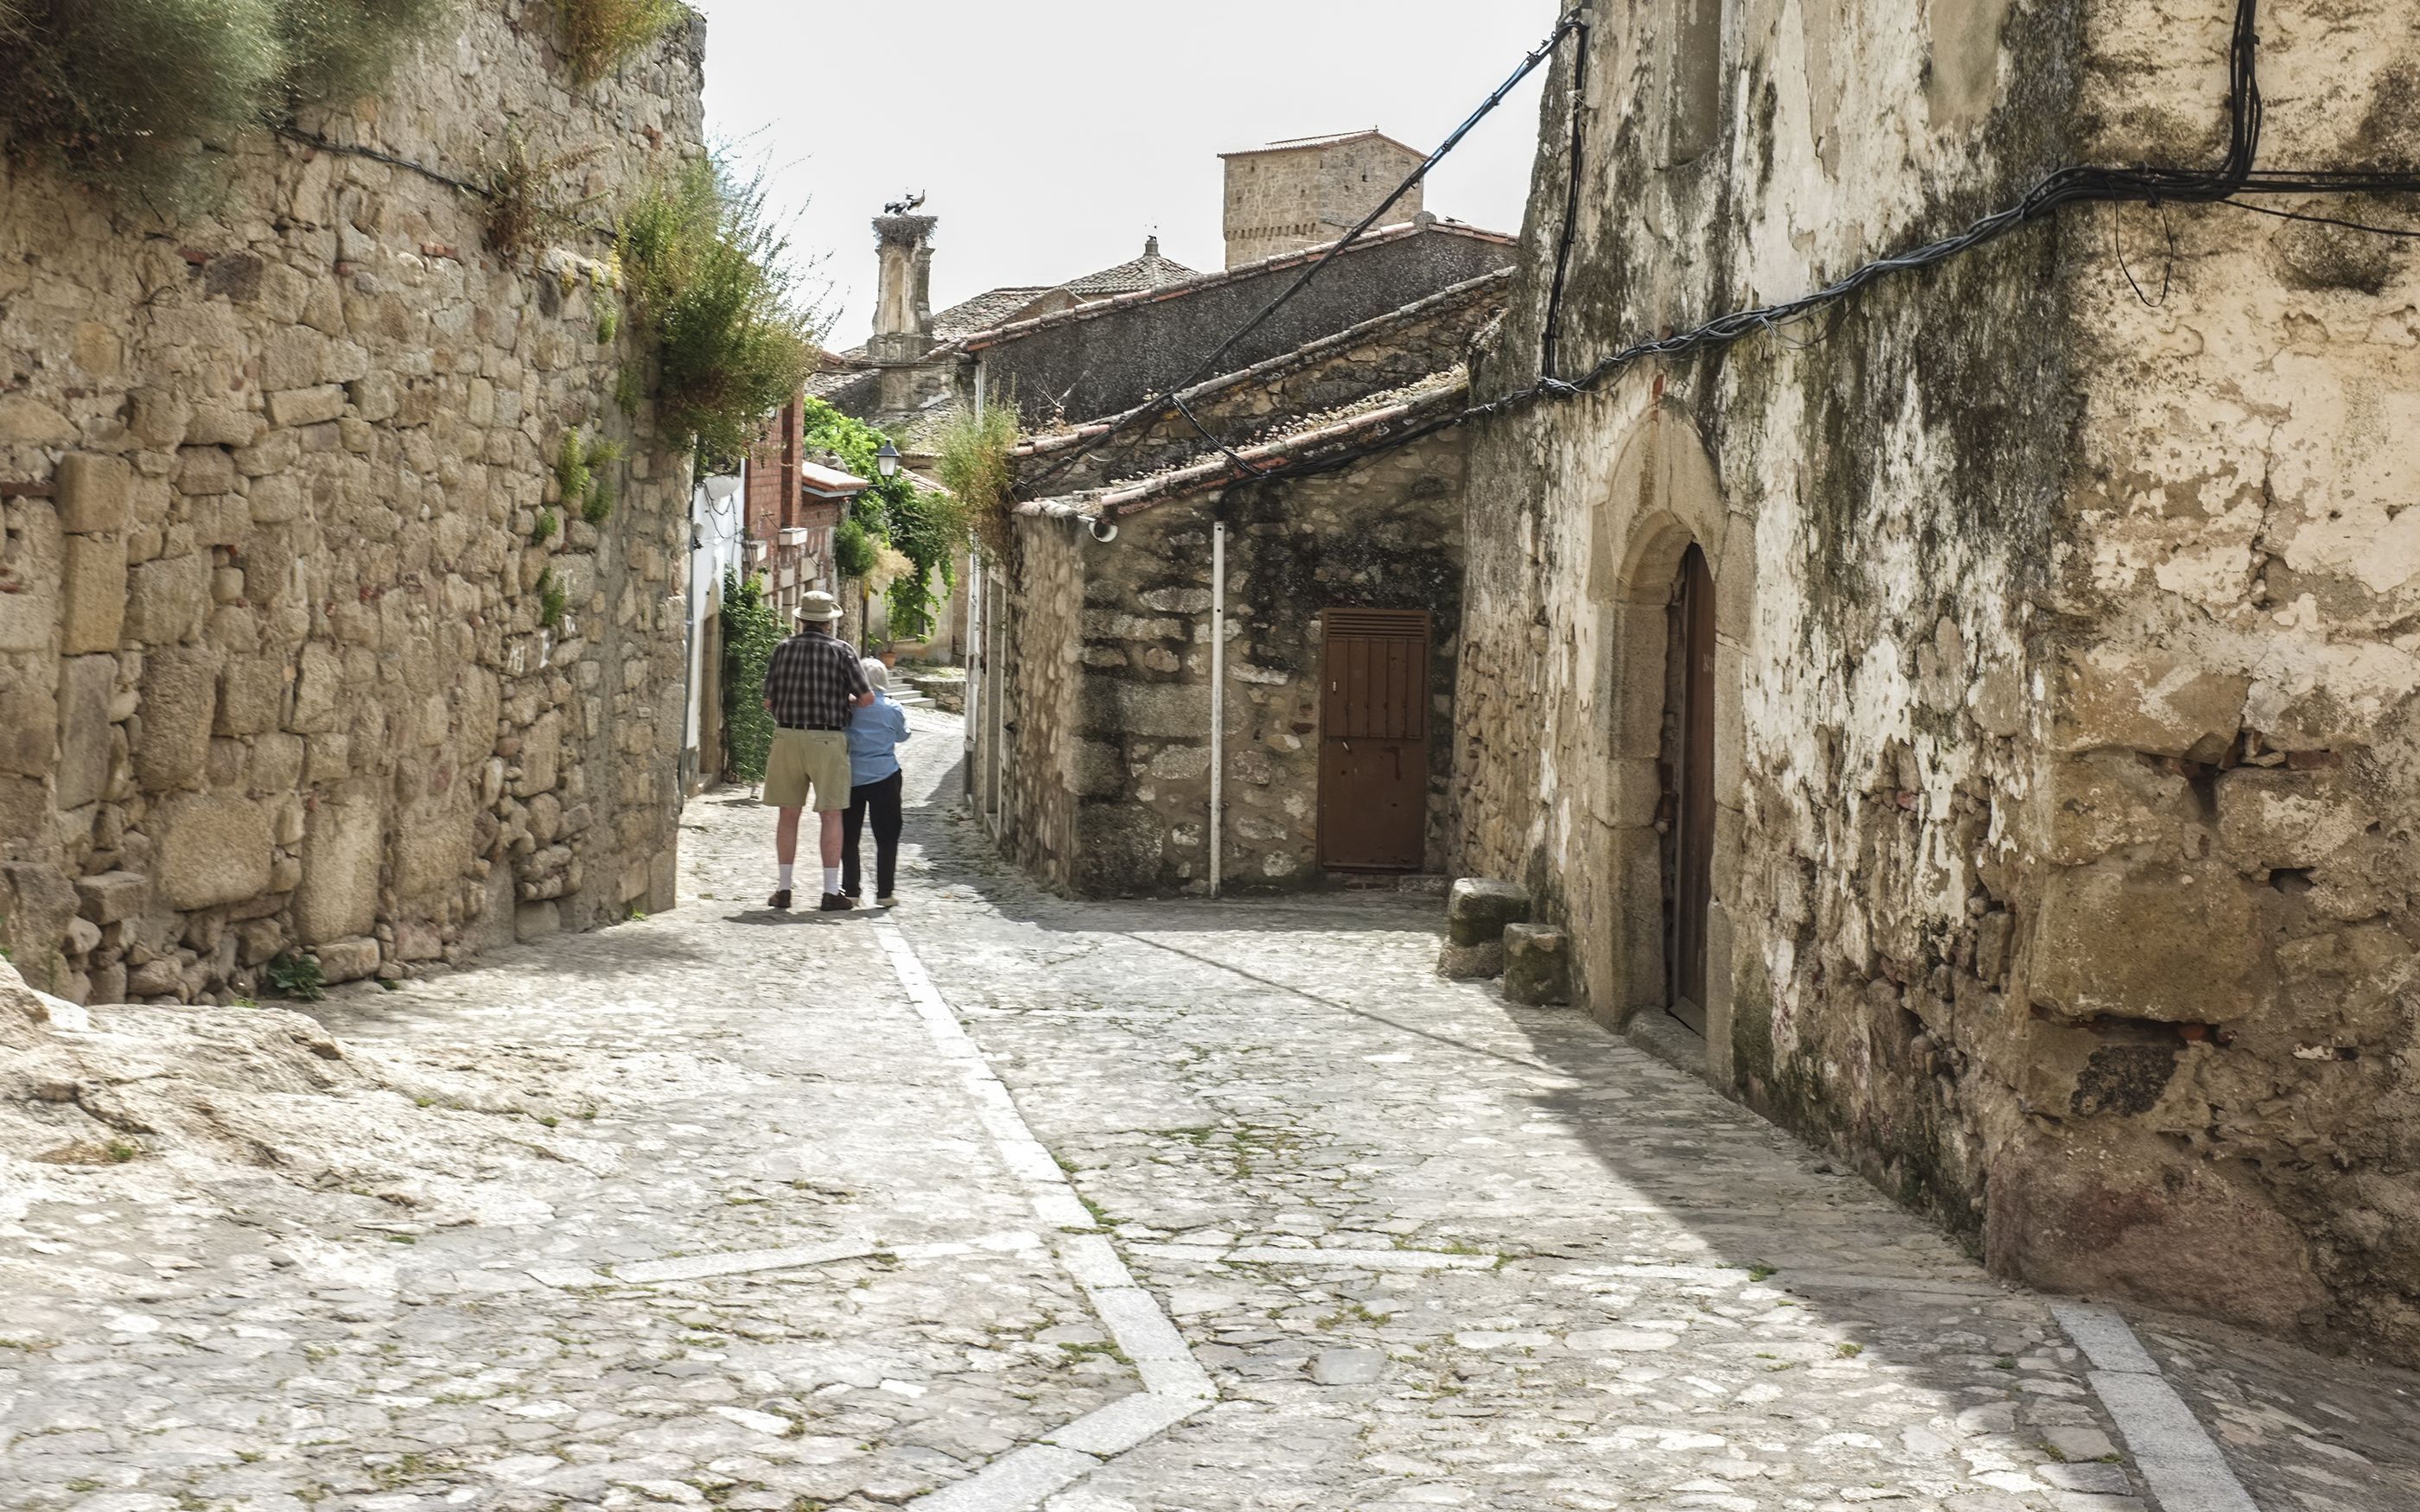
{"left": 1668, "top": 544, "right": 1716, "bottom": 1031}
{"left": 1318, "top": 610, "right": 1431, "bottom": 871}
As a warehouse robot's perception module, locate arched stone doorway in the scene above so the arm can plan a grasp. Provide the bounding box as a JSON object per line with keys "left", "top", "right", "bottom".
{"left": 1589, "top": 403, "right": 1748, "bottom": 1083}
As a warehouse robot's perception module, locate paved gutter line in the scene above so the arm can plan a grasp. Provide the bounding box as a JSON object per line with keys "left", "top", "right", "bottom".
{"left": 2053, "top": 1301, "right": 2264, "bottom": 1512}
{"left": 873, "top": 923, "right": 1218, "bottom": 1512}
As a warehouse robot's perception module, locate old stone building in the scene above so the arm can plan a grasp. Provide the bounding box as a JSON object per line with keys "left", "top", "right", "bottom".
{"left": 950, "top": 156, "right": 1514, "bottom": 896}
{"left": 1221, "top": 130, "right": 1428, "bottom": 268}
{"left": 0, "top": 8, "right": 704, "bottom": 1001}
{"left": 1449, "top": 0, "right": 2420, "bottom": 1363}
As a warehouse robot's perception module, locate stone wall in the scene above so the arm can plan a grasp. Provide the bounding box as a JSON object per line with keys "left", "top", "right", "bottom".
{"left": 965, "top": 226, "right": 1513, "bottom": 429}
{"left": 1000, "top": 429, "right": 1466, "bottom": 899}
{"left": 1222, "top": 136, "right": 1428, "bottom": 270}
{"left": 0, "top": 3, "right": 704, "bottom": 1002}
{"left": 1450, "top": 0, "right": 2420, "bottom": 1362}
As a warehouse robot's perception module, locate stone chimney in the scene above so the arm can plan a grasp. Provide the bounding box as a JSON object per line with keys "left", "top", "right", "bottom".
{"left": 869, "top": 213, "right": 938, "bottom": 363}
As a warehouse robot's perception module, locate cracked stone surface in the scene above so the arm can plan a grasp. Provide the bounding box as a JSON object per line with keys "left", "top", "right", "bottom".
{"left": 3, "top": 707, "right": 2413, "bottom": 1511}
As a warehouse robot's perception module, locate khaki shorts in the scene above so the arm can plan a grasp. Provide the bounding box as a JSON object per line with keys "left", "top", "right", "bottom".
{"left": 764, "top": 728, "right": 852, "bottom": 812}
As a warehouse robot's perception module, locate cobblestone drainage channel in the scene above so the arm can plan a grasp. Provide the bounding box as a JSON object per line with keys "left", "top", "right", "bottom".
{"left": 873, "top": 923, "right": 1220, "bottom": 1512}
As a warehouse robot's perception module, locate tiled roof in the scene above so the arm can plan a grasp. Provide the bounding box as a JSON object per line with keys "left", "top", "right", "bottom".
{"left": 932, "top": 286, "right": 1056, "bottom": 340}
{"left": 799, "top": 459, "right": 872, "bottom": 495}
{"left": 1012, "top": 268, "right": 1512, "bottom": 463}
{"left": 1017, "top": 371, "right": 1472, "bottom": 521}
{"left": 1220, "top": 129, "right": 1424, "bottom": 160}
{"left": 949, "top": 218, "right": 1514, "bottom": 354}
{"left": 1063, "top": 241, "right": 1200, "bottom": 297}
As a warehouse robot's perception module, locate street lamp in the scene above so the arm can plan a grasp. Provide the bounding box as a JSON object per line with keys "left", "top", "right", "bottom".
{"left": 876, "top": 441, "right": 900, "bottom": 479}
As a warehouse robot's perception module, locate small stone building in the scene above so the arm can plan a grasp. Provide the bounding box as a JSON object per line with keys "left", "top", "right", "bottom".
{"left": 971, "top": 252, "right": 1513, "bottom": 896}
{"left": 1450, "top": 0, "right": 2420, "bottom": 1363}
{"left": 0, "top": 10, "right": 706, "bottom": 1001}
{"left": 1220, "top": 130, "right": 1428, "bottom": 268}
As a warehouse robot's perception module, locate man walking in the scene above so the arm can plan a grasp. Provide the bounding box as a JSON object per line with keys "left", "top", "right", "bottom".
{"left": 761, "top": 589, "right": 875, "bottom": 912}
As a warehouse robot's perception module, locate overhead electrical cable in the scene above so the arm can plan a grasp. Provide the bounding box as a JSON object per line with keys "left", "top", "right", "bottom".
{"left": 1041, "top": 0, "right": 2420, "bottom": 516}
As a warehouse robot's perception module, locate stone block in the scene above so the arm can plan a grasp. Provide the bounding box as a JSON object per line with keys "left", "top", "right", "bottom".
{"left": 251, "top": 732, "right": 303, "bottom": 792}
{"left": 1436, "top": 940, "right": 1504, "bottom": 980}
{"left": 295, "top": 801, "right": 383, "bottom": 945}
{"left": 216, "top": 657, "right": 286, "bottom": 736}
{"left": 393, "top": 800, "right": 472, "bottom": 902}
{"left": 184, "top": 405, "right": 260, "bottom": 447}
{"left": 267, "top": 384, "right": 347, "bottom": 428}
{"left": 55, "top": 454, "right": 134, "bottom": 534}
{"left": 2041, "top": 752, "right": 2196, "bottom": 866}
{"left": 53, "top": 655, "right": 116, "bottom": 811}
{"left": 0, "top": 658, "right": 56, "bottom": 776}
{"left": 315, "top": 937, "right": 381, "bottom": 983}
{"left": 2030, "top": 858, "right": 2267, "bottom": 1023}
{"left": 0, "top": 499, "right": 62, "bottom": 652}
{"left": 1448, "top": 877, "right": 1532, "bottom": 947}
{"left": 2215, "top": 766, "right": 2368, "bottom": 873}
{"left": 133, "top": 646, "right": 221, "bottom": 792}
{"left": 59, "top": 533, "right": 127, "bottom": 654}
{"left": 246, "top": 473, "right": 303, "bottom": 524}
{"left": 516, "top": 900, "right": 561, "bottom": 941}
{"left": 153, "top": 794, "right": 274, "bottom": 910}
{"left": 2050, "top": 650, "right": 2249, "bottom": 762}
{"left": 1503, "top": 924, "right": 1572, "bottom": 1006}
{"left": 0, "top": 395, "right": 73, "bottom": 445}
{"left": 125, "top": 388, "right": 192, "bottom": 448}
{"left": 176, "top": 447, "right": 239, "bottom": 496}
{"left": 0, "top": 775, "right": 48, "bottom": 845}
{"left": 0, "top": 862, "right": 80, "bottom": 991}
{"left": 74, "top": 871, "right": 150, "bottom": 924}
{"left": 290, "top": 641, "right": 344, "bottom": 734}
{"left": 123, "top": 552, "right": 211, "bottom": 645}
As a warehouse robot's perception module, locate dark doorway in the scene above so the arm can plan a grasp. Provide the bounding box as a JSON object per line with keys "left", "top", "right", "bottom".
{"left": 1317, "top": 609, "right": 1431, "bottom": 872}
{"left": 1659, "top": 544, "right": 1716, "bottom": 1034}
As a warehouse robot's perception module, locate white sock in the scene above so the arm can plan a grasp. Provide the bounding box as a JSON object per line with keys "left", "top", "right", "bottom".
{"left": 823, "top": 867, "right": 842, "bottom": 895}
{"left": 778, "top": 863, "right": 794, "bottom": 889}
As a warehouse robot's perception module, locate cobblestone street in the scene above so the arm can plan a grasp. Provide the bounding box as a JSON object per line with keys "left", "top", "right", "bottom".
{"left": 3, "top": 708, "right": 2415, "bottom": 1512}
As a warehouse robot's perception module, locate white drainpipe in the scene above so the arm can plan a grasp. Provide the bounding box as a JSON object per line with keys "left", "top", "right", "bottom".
{"left": 1209, "top": 521, "right": 1226, "bottom": 899}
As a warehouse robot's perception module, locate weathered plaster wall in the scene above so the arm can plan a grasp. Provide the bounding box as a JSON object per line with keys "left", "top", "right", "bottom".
{"left": 1453, "top": 0, "right": 2420, "bottom": 1362}
{"left": 1002, "top": 432, "right": 1466, "bottom": 899}
{"left": 0, "top": 4, "right": 703, "bottom": 1003}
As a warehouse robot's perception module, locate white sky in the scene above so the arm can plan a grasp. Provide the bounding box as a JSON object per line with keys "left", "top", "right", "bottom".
{"left": 690, "top": 0, "right": 1558, "bottom": 348}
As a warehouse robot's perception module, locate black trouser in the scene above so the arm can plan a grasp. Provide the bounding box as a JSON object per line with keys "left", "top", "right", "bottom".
{"left": 841, "top": 770, "right": 904, "bottom": 897}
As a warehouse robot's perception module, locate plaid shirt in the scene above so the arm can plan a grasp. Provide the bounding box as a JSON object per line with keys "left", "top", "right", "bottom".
{"left": 763, "top": 627, "right": 870, "bottom": 730}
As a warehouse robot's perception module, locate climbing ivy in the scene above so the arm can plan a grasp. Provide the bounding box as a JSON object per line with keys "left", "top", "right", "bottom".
{"left": 720, "top": 569, "right": 781, "bottom": 784}
{"left": 798, "top": 397, "right": 965, "bottom": 642}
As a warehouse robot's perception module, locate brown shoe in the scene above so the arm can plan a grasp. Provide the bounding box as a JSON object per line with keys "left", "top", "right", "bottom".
{"left": 767, "top": 888, "right": 793, "bottom": 911}
{"left": 818, "top": 893, "right": 857, "bottom": 912}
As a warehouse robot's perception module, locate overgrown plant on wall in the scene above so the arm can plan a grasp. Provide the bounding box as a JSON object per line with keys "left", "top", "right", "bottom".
{"left": 0, "top": 0, "right": 455, "bottom": 204}
{"left": 619, "top": 160, "right": 821, "bottom": 472}
{"left": 479, "top": 130, "right": 602, "bottom": 262}
{"left": 938, "top": 401, "right": 1019, "bottom": 561}
{"left": 719, "top": 570, "right": 781, "bottom": 784}
{"left": 556, "top": 0, "right": 684, "bottom": 87}
{"left": 797, "top": 397, "right": 965, "bottom": 641}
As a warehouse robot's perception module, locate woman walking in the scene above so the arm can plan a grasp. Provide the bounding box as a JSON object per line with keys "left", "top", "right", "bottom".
{"left": 842, "top": 658, "right": 912, "bottom": 907}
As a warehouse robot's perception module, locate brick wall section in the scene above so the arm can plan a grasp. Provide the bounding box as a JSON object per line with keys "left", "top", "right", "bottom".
{"left": 0, "top": 4, "right": 706, "bottom": 1002}
{"left": 1449, "top": 0, "right": 2420, "bottom": 1362}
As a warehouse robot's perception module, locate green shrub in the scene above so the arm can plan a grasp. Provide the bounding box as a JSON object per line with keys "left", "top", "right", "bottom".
{"left": 0, "top": 0, "right": 452, "bottom": 204}
{"left": 556, "top": 0, "right": 683, "bottom": 87}
{"left": 538, "top": 566, "right": 568, "bottom": 629}
{"left": 720, "top": 570, "right": 780, "bottom": 783}
{"left": 532, "top": 508, "right": 558, "bottom": 544}
{"left": 938, "top": 400, "right": 1020, "bottom": 560}
{"left": 798, "top": 397, "right": 964, "bottom": 638}
{"left": 595, "top": 301, "right": 621, "bottom": 344}
{"left": 554, "top": 429, "right": 592, "bottom": 506}
{"left": 581, "top": 435, "right": 624, "bottom": 524}
{"left": 619, "top": 160, "right": 819, "bottom": 471}
{"left": 265, "top": 951, "right": 326, "bottom": 1002}
{"left": 479, "top": 130, "right": 601, "bottom": 263}
{"left": 832, "top": 517, "right": 877, "bottom": 580}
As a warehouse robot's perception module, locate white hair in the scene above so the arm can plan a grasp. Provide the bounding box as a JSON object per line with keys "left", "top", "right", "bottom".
{"left": 860, "top": 658, "right": 890, "bottom": 690}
